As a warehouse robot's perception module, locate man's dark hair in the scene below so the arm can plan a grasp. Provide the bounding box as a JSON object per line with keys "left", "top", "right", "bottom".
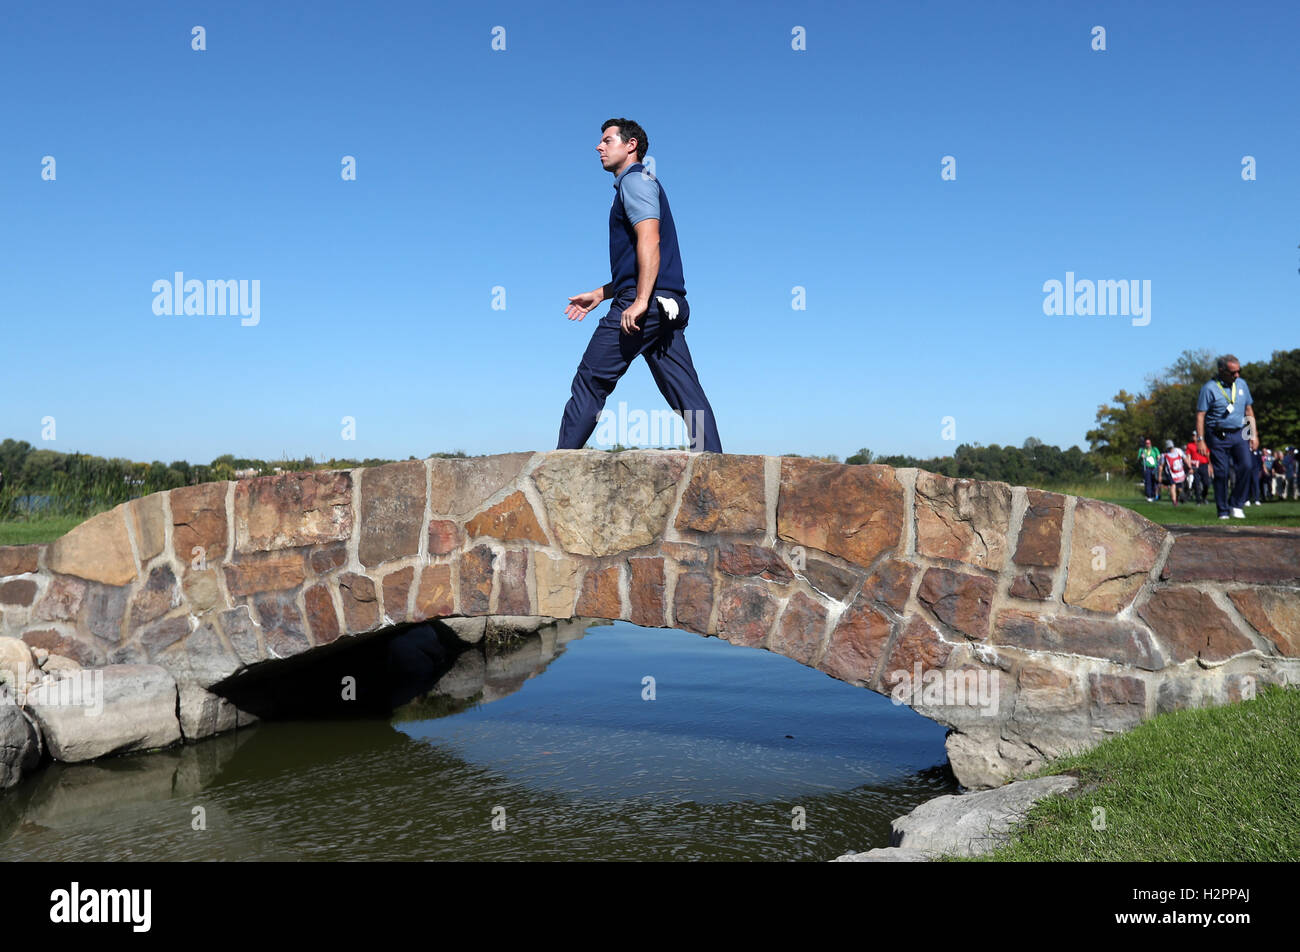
{"left": 1217, "top": 354, "right": 1240, "bottom": 374}
{"left": 602, "top": 117, "right": 648, "bottom": 162}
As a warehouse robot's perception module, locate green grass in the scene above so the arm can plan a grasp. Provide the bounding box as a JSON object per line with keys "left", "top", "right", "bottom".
{"left": 1123, "top": 498, "right": 1300, "bottom": 526}
{"left": 954, "top": 684, "right": 1300, "bottom": 861}
{"left": 1032, "top": 479, "right": 1300, "bottom": 526}
{"left": 1034, "top": 479, "right": 1136, "bottom": 501}
{"left": 0, "top": 515, "right": 89, "bottom": 546}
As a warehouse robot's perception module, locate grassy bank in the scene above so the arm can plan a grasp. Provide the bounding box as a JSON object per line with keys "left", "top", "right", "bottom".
{"left": 955, "top": 684, "right": 1300, "bottom": 861}
{"left": 0, "top": 515, "right": 89, "bottom": 546}
{"left": 1122, "top": 498, "right": 1300, "bottom": 526}
{"left": 1030, "top": 478, "right": 1300, "bottom": 526}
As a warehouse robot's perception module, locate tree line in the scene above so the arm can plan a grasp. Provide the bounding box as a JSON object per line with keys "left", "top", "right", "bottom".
{"left": 836, "top": 440, "right": 1098, "bottom": 484}
{"left": 0, "top": 442, "right": 469, "bottom": 519}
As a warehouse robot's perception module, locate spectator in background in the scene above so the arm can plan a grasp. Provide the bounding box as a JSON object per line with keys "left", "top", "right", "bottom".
{"left": 1195, "top": 354, "right": 1258, "bottom": 519}
{"left": 1185, "top": 431, "right": 1210, "bottom": 505}
{"left": 1159, "top": 439, "right": 1187, "bottom": 506}
{"left": 1285, "top": 447, "right": 1298, "bottom": 500}
{"left": 1261, "top": 447, "right": 1274, "bottom": 502}
{"left": 1248, "top": 444, "right": 1265, "bottom": 505}
{"left": 1138, "top": 438, "right": 1160, "bottom": 502}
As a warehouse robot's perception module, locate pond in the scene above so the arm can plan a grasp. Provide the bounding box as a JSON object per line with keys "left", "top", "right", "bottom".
{"left": 0, "top": 620, "right": 957, "bottom": 861}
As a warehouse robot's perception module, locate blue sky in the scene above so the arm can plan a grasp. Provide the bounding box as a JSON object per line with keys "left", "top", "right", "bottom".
{"left": 3, "top": 0, "right": 1296, "bottom": 465}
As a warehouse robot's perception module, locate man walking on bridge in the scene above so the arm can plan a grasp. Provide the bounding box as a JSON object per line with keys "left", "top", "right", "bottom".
{"left": 556, "top": 118, "right": 723, "bottom": 453}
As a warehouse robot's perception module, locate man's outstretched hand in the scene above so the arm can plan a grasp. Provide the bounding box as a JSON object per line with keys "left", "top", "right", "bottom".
{"left": 565, "top": 288, "right": 604, "bottom": 321}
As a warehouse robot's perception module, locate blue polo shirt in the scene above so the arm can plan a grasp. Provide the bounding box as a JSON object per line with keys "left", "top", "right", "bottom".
{"left": 1196, "top": 376, "right": 1253, "bottom": 431}
{"left": 609, "top": 162, "right": 686, "bottom": 297}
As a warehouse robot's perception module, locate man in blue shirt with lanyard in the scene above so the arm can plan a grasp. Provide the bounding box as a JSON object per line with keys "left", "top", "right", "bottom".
{"left": 1195, "top": 354, "right": 1259, "bottom": 519}
{"left": 556, "top": 118, "right": 723, "bottom": 454}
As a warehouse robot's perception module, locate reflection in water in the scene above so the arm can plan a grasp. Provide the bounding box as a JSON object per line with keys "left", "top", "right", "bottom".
{"left": 215, "top": 616, "right": 599, "bottom": 719}
{"left": 0, "top": 621, "right": 957, "bottom": 861}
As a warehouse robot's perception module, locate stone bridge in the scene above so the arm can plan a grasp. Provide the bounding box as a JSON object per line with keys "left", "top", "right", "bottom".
{"left": 1, "top": 451, "right": 1297, "bottom": 788}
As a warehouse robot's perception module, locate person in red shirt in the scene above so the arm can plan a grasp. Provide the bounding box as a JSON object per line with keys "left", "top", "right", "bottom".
{"left": 1185, "top": 431, "right": 1211, "bottom": 505}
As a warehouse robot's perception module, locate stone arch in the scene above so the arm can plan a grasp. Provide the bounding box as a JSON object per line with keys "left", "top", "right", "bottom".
{"left": 2, "top": 450, "right": 1297, "bottom": 788}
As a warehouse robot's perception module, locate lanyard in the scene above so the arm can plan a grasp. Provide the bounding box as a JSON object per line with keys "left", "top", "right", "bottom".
{"left": 1214, "top": 380, "right": 1238, "bottom": 407}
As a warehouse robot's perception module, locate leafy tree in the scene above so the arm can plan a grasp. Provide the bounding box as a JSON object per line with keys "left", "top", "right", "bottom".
{"left": 1159, "top": 348, "right": 1217, "bottom": 388}
{"left": 0, "top": 439, "right": 34, "bottom": 482}
{"left": 1145, "top": 348, "right": 1216, "bottom": 450}
{"left": 1087, "top": 388, "right": 1154, "bottom": 476}
{"left": 20, "top": 449, "right": 66, "bottom": 487}
{"left": 1244, "top": 349, "right": 1300, "bottom": 448}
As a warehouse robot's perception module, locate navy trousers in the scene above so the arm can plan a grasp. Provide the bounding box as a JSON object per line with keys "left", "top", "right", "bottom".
{"left": 1206, "top": 428, "right": 1252, "bottom": 515}
{"left": 1142, "top": 467, "right": 1157, "bottom": 499}
{"left": 1194, "top": 462, "right": 1210, "bottom": 503}
{"left": 557, "top": 289, "right": 722, "bottom": 453}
